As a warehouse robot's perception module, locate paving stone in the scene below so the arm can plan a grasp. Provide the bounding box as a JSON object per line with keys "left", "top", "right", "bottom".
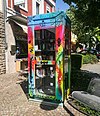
{"left": 0, "top": 73, "right": 86, "bottom": 116}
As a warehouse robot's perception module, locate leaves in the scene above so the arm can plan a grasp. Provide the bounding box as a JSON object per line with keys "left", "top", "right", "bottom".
{"left": 66, "top": 3, "right": 100, "bottom": 47}
{"left": 64, "top": 0, "right": 100, "bottom": 28}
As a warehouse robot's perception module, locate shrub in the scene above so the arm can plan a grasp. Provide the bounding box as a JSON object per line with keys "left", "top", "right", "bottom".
{"left": 82, "top": 54, "right": 98, "bottom": 64}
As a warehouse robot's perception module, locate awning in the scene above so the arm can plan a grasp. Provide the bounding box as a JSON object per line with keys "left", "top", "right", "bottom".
{"left": 8, "top": 16, "right": 27, "bottom": 33}
{"left": 8, "top": 14, "right": 27, "bottom": 25}
{"left": 14, "top": 20, "right": 27, "bottom": 33}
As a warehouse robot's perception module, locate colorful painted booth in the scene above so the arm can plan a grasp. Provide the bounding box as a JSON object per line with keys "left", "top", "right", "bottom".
{"left": 28, "top": 11, "right": 71, "bottom": 105}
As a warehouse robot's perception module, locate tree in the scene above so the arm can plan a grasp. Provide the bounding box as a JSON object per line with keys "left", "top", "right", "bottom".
{"left": 94, "top": 27, "right": 100, "bottom": 42}
{"left": 66, "top": 6, "right": 87, "bottom": 44}
{"left": 65, "top": 0, "right": 100, "bottom": 49}
{"left": 63, "top": 0, "right": 100, "bottom": 28}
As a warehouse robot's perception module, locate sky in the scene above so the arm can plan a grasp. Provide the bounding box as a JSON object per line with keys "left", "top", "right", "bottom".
{"left": 55, "top": 0, "right": 70, "bottom": 11}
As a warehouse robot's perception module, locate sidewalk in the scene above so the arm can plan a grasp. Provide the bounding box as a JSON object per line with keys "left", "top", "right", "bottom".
{"left": 81, "top": 61, "right": 100, "bottom": 74}
{"left": 0, "top": 73, "right": 85, "bottom": 116}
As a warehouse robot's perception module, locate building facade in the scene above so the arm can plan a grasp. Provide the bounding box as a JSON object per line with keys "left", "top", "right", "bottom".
{"left": 5, "top": 0, "right": 55, "bottom": 73}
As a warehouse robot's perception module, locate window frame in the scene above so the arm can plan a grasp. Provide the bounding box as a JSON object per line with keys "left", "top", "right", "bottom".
{"left": 36, "top": 2, "right": 40, "bottom": 14}
{"left": 18, "top": 0, "right": 28, "bottom": 12}
{"left": 46, "top": 3, "right": 50, "bottom": 13}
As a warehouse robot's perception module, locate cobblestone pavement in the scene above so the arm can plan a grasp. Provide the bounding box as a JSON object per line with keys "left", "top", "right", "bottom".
{"left": 0, "top": 73, "right": 85, "bottom": 116}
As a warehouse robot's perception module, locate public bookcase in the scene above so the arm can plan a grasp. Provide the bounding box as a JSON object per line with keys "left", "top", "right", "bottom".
{"left": 27, "top": 11, "right": 71, "bottom": 105}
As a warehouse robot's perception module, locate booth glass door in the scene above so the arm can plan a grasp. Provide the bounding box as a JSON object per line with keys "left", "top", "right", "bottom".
{"left": 34, "top": 28, "right": 56, "bottom": 98}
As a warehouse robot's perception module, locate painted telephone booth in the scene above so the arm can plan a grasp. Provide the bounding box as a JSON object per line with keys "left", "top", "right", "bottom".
{"left": 28, "top": 11, "right": 71, "bottom": 105}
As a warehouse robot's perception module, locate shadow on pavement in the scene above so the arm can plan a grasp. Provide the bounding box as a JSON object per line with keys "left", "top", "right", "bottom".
{"left": 16, "top": 72, "right": 29, "bottom": 98}
{"left": 40, "top": 101, "right": 75, "bottom": 116}
{"left": 20, "top": 80, "right": 28, "bottom": 98}
{"left": 71, "top": 69, "right": 100, "bottom": 92}
{"left": 81, "top": 70, "right": 100, "bottom": 77}
{"left": 40, "top": 101, "right": 58, "bottom": 111}
{"left": 63, "top": 104, "right": 74, "bottom": 116}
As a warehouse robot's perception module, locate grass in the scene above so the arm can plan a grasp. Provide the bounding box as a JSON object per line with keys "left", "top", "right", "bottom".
{"left": 69, "top": 99, "right": 100, "bottom": 116}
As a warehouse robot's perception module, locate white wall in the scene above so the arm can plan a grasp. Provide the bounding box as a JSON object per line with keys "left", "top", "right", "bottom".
{"left": 0, "top": 0, "right": 3, "bottom": 12}
{"left": 6, "top": 22, "right": 16, "bottom": 73}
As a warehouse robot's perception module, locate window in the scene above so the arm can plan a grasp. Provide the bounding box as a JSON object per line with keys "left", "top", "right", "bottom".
{"left": 36, "top": 2, "right": 39, "bottom": 14}
{"left": 15, "top": 36, "right": 28, "bottom": 59}
{"left": 19, "top": 3, "right": 25, "bottom": 8}
{"left": 46, "top": 4, "right": 50, "bottom": 13}
{"left": 47, "top": 10, "right": 49, "bottom": 13}
{"left": 18, "top": 0, "right": 28, "bottom": 11}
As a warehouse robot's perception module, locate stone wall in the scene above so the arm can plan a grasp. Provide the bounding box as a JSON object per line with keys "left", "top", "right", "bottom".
{"left": 0, "top": 12, "right": 6, "bottom": 74}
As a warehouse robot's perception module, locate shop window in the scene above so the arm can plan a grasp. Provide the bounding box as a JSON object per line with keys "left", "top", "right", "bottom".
{"left": 36, "top": 2, "right": 39, "bottom": 14}
{"left": 16, "top": 40, "right": 28, "bottom": 59}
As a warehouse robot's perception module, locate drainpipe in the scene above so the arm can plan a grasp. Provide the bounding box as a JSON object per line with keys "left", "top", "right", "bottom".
{"left": 3, "top": 0, "right": 8, "bottom": 73}
{"left": 3, "top": 0, "right": 7, "bottom": 49}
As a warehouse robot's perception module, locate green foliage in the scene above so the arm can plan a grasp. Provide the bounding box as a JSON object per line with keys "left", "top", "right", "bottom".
{"left": 74, "top": 100, "right": 100, "bottom": 116}
{"left": 82, "top": 54, "right": 98, "bottom": 64}
{"left": 66, "top": 6, "right": 84, "bottom": 37}
{"left": 94, "top": 27, "right": 100, "bottom": 42}
{"left": 64, "top": 0, "right": 100, "bottom": 28}
{"left": 71, "top": 54, "right": 82, "bottom": 70}
{"left": 65, "top": 1, "right": 100, "bottom": 49}
{"left": 66, "top": 5, "right": 100, "bottom": 48}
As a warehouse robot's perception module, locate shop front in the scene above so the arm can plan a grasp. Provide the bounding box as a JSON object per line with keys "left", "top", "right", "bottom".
{"left": 6, "top": 16, "right": 28, "bottom": 73}
{"left": 15, "top": 34, "right": 28, "bottom": 72}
